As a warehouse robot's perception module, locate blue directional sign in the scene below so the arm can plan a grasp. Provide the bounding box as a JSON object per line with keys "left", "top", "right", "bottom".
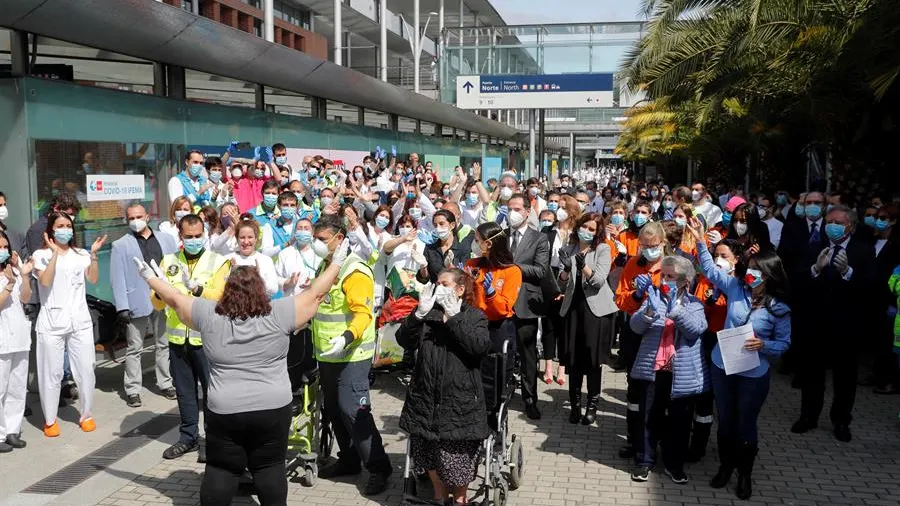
{"left": 456, "top": 73, "right": 615, "bottom": 109}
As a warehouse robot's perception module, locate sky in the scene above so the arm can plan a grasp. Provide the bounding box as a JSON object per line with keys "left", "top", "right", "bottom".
{"left": 490, "top": 0, "right": 646, "bottom": 25}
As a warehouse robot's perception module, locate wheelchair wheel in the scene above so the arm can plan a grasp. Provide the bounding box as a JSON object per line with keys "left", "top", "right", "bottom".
{"left": 507, "top": 436, "right": 524, "bottom": 491}
{"left": 491, "top": 480, "right": 508, "bottom": 506}
{"left": 299, "top": 466, "right": 317, "bottom": 487}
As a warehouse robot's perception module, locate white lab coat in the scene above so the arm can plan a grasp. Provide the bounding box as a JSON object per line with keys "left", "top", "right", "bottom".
{"left": 227, "top": 251, "right": 279, "bottom": 297}
{"left": 0, "top": 271, "right": 30, "bottom": 439}
{"left": 158, "top": 221, "right": 181, "bottom": 247}
{"left": 274, "top": 246, "right": 322, "bottom": 297}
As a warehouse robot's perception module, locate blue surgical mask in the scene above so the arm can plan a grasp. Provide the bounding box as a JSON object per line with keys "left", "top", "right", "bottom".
{"left": 466, "top": 194, "right": 479, "bottom": 207}
{"left": 745, "top": 268, "right": 764, "bottom": 288}
{"left": 433, "top": 227, "right": 450, "bottom": 240}
{"left": 0, "top": 248, "right": 10, "bottom": 264}
{"left": 547, "top": 201, "right": 559, "bottom": 212}
{"left": 407, "top": 192, "right": 416, "bottom": 200}
{"left": 442, "top": 188, "right": 451, "bottom": 196}
{"left": 183, "top": 237, "right": 204, "bottom": 255}
{"left": 189, "top": 163, "right": 203, "bottom": 177}
{"left": 662, "top": 280, "right": 679, "bottom": 297}
{"left": 875, "top": 219, "right": 891, "bottom": 231}
{"left": 577, "top": 228, "right": 595, "bottom": 243}
{"left": 663, "top": 201, "right": 674, "bottom": 209}
{"left": 864, "top": 216, "right": 876, "bottom": 228}
{"left": 308, "top": 168, "right": 318, "bottom": 178}
{"left": 795, "top": 204, "right": 806, "bottom": 217}
{"left": 54, "top": 228, "right": 74, "bottom": 244}
{"left": 674, "top": 217, "right": 687, "bottom": 228}
{"left": 825, "top": 223, "right": 846, "bottom": 241}
{"left": 642, "top": 246, "right": 662, "bottom": 261}
{"left": 610, "top": 214, "right": 625, "bottom": 226}
{"left": 208, "top": 171, "right": 222, "bottom": 184}
{"left": 805, "top": 204, "right": 822, "bottom": 220}
{"left": 320, "top": 197, "right": 333, "bottom": 207}
{"left": 280, "top": 207, "right": 296, "bottom": 220}
{"left": 633, "top": 214, "right": 648, "bottom": 227}
{"left": 263, "top": 194, "right": 278, "bottom": 208}
{"left": 540, "top": 220, "right": 554, "bottom": 229}
{"left": 295, "top": 230, "right": 313, "bottom": 245}
{"left": 375, "top": 215, "right": 391, "bottom": 229}
{"left": 409, "top": 208, "right": 423, "bottom": 220}
{"left": 722, "top": 212, "right": 732, "bottom": 227}
{"left": 275, "top": 155, "right": 287, "bottom": 166}
{"left": 776, "top": 194, "right": 788, "bottom": 205}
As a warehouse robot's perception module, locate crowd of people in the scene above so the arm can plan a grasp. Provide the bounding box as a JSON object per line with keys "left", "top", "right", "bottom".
{"left": 0, "top": 143, "right": 898, "bottom": 506}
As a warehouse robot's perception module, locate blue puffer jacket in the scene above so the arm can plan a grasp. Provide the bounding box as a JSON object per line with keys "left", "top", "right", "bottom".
{"left": 630, "top": 293, "right": 709, "bottom": 398}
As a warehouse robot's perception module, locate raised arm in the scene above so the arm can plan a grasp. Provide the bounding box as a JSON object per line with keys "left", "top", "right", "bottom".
{"left": 134, "top": 258, "right": 196, "bottom": 329}
{"left": 292, "top": 240, "right": 348, "bottom": 328}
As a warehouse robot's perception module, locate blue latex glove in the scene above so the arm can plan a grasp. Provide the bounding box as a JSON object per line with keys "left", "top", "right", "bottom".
{"left": 646, "top": 286, "right": 666, "bottom": 315}
{"left": 375, "top": 145, "right": 383, "bottom": 159}
{"left": 483, "top": 271, "right": 496, "bottom": 297}
{"left": 498, "top": 205, "right": 509, "bottom": 218}
{"left": 253, "top": 146, "right": 262, "bottom": 161}
{"left": 634, "top": 274, "right": 652, "bottom": 297}
{"left": 263, "top": 147, "right": 274, "bottom": 163}
{"left": 226, "top": 141, "right": 239, "bottom": 154}
{"left": 391, "top": 145, "right": 397, "bottom": 157}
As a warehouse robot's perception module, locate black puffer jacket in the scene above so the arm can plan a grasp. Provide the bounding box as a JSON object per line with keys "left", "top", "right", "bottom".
{"left": 397, "top": 303, "right": 492, "bottom": 442}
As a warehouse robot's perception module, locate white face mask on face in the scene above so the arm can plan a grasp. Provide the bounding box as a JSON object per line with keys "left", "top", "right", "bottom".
{"left": 734, "top": 222, "right": 748, "bottom": 236}
{"left": 508, "top": 210, "right": 526, "bottom": 228}
{"left": 0, "top": 205, "right": 8, "bottom": 221}
{"left": 715, "top": 256, "right": 734, "bottom": 273}
{"left": 129, "top": 219, "right": 147, "bottom": 233}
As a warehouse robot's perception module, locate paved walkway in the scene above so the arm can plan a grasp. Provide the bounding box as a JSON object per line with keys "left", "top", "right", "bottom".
{"left": 1, "top": 351, "right": 898, "bottom": 506}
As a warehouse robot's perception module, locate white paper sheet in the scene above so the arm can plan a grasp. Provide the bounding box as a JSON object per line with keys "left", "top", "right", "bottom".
{"left": 717, "top": 323, "right": 761, "bottom": 375}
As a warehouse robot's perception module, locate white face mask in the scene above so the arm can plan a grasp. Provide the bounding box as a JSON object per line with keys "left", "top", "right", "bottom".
{"left": 434, "top": 284, "right": 453, "bottom": 301}
{"left": 499, "top": 187, "right": 514, "bottom": 201}
{"left": 398, "top": 227, "right": 412, "bottom": 237}
{"left": 715, "top": 256, "right": 734, "bottom": 273}
{"left": 311, "top": 238, "right": 331, "bottom": 258}
{"left": 556, "top": 208, "right": 569, "bottom": 222}
{"left": 0, "top": 205, "right": 8, "bottom": 221}
{"left": 508, "top": 210, "right": 526, "bottom": 228}
{"left": 129, "top": 219, "right": 147, "bottom": 233}
{"left": 231, "top": 168, "right": 243, "bottom": 179}
{"left": 691, "top": 190, "right": 703, "bottom": 202}
{"left": 471, "top": 240, "right": 483, "bottom": 257}
{"left": 734, "top": 222, "right": 748, "bottom": 236}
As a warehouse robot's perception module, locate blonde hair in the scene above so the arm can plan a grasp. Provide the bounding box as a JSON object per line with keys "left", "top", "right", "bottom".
{"left": 639, "top": 221, "right": 672, "bottom": 256}
{"left": 559, "top": 195, "right": 582, "bottom": 222}
{"left": 169, "top": 196, "right": 192, "bottom": 223}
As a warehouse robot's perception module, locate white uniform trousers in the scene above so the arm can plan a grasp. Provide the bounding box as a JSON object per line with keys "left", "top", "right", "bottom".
{"left": 0, "top": 351, "right": 28, "bottom": 439}
{"left": 37, "top": 328, "right": 95, "bottom": 425}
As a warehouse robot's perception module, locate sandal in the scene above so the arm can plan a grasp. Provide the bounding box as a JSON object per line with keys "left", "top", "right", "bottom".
{"left": 543, "top": 375, "right": 554, "bottom": 385}
{"left": 556, "top": 376, "right": 566, "bottom": 386}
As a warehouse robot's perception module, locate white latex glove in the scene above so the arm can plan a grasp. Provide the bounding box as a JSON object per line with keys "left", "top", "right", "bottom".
{"left": 833, "top": 248, "right": 850, "bottom": 275}
{"left": 706, "top": 230, "right": 722, "bottom": 245}
{"left": 133, "top": 257, "right": 164, "bottom": 281}
{"left": 331, "top": 238, "right": 351, "bottom": 264}
{"left": 179, "top": 266, "right": 200, "bottom": 291}
{"left": 415, "top": 282, "right": 436, "bottom": 319}
{"left": 411, "top": 247, "right": 428, "bottom": 268}
{"left": 320, "top": 335, "right": 348, "bottom": 359}
{"left": 441, "top": 292, "right": 462, "bottom": 318}
{"left": 443, "top": 249, "right": 455, "bottom": 268}
{"left": 814, "top": 248, "right": 830, "bottom": 274}
{"left": 615, "top": 240, "right": 627, "bottom": 254}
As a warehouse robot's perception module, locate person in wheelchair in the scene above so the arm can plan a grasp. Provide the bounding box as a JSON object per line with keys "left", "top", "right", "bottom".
{"left": 397, "top": 268, "right": 492, "bottom": 505}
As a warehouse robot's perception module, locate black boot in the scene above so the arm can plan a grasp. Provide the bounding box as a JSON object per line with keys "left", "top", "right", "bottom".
{"left": 569, "top": 391, "right": 582, "bottom": 424}
{"left": 735, "top": 442, "right": 757, "bottom": 500}
{"left": 709, "top": 436, "right": 735, "bottom": 489}
{"left": 686, "top": 422, "right": 712, "bottom": 463}
{"left": 580, "top": 395, "right": 599, "bottom": 426}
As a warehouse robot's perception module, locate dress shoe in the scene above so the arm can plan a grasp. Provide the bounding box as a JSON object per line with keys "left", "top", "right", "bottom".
{"left": 6, "top": 434, "right": 26, "bottom": 449}
{"left": 524, "top": 402, "right": 542, "bottom": 420}
{"left": 318, "top": 460, "right": 362, "bottom": 479}
{"left": 364, "top": 470, "right": 392, "bottom": 495}
{"left": 833, "top": 424, "right": 852, "bottom": 443}
{"left": 163, "top": 440, "right": 198, "bottom": 459}
{"left": 790, "top": 418, "right": 817, "bottom": 434}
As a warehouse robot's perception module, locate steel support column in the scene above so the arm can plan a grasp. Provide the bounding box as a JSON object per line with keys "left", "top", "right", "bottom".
{"left": 538, "top": 108, "right": 545, "bottom": 177}
{"left": 334, "top": 0, "right": 342, "bottom": 65}
{"left": 528, "top": 109, "right": 536, "bottom": 179}
{"left": 413, "top": 0, "right": 421, "bottom": 93}
{"left": 264, "top": 0, "right": 274, "bottom": 42}
{"left": 438, "top": 0, "right": 444, "bottom": 96}
{"left": 380, "top": 0, "right": 388, "bottom": 81}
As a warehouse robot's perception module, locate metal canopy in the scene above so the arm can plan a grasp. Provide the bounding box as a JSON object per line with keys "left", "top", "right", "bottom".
{"left": 0, "top": 0, "right": 518, "bottom": 140}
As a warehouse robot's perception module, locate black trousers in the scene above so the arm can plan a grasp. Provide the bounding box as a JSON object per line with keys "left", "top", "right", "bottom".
{"left": 799, "top": 327, "right": 859, "bottom": 426}
{"left": 873, "top": 316, "right": 899, "bottom": 388}
{"left": 568, "top": 365, "right": 602, "bottom": 400}
{"left": 633, "top": 372, "right": 695, "bottom": 473}
{"left": 540, "top": 298, "right": 564, "bottom": 361}
{"left": 319, "top": 360, "right": 392, "bottom": 474}
{"left": 514, "top": 317, "right": 540, "bottom": 406}
{"left": 201, "top": 404, "right": 291, "bottom": 506}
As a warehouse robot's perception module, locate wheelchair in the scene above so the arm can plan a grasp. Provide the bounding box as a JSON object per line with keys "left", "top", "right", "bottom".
{"left": 399, "top": 339, "right": 525, "bottom": 506}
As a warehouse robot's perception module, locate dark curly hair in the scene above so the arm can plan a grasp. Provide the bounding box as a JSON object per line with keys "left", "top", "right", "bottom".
{"left": 215, "top": 266, "right": 272, "bottom": 320}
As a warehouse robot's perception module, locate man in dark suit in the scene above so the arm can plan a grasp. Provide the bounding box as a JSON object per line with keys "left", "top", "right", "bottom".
{"left": 506, "top": 194, "right": 551, "bottom": 419}
{"left": 790, "top": 204, "right": 875, "bottom": 442}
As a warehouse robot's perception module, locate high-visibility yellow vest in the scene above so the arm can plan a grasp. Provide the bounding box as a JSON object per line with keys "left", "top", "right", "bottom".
{"left": 159, "top": 250, "right": 228, "bottom": 346}
{"left": 311, "top": 253, "right": 376, "bottom": 363}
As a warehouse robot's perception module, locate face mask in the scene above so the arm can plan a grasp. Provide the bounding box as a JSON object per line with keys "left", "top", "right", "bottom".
{"left": 189, "top": 163, "right": 203, "bottom": 177}
{"left": 407, "top": 191, "right": 416, "bottom": 200}
{"left": 209, "top": 171, "right": 222, "bottom": 184}
{"left": 722, "top": 212, "right": 732, "bottom": 227}
{"left": 805, "top": 204, "right": 822, "bottom": 220}
{"left": 540, "top": 220, "right": 554, "bottom": 229}
{"left": 661, "top": 280, "right": 679, "bottom": 297}
{"left": 231, "top": 168, "right": 243, "bottom": 179}
{"left": 320, "top": 197, "right": 333, "bottom": 207}
{"left": 744, "top": 268, "right": 764, "bottom": 288}
{"left": 825, "top": 223, "right": 846, "bottom": 241}
{"left": 547, "top": 202, "right": 559, "bottom": 212}
{"left": 663, "top": 201, "right": 674, "bottom": 209}
{"left": 651, "top": 190, "right": 659, "bottom": 198}
{"left": 254, "top": 168, "right": 265, "bottom": 179}
{"left": 715, "top": 256, "right": 734, "bottom": 274}
{"left": 295, "top": 230, "right": 313, "bottom": 245}
{"left": 174, "top": 210, "right": 190, "bottom": 222}
{"left": 129, "top": 219, "right": 147, "bottom": 233}
{"left": 0, "top": 205, "right": 8, "bottom": 221}
{"left": 398, "top": 227, "right": 412, "bottom": 237}
{"left": 442, "top": 188, "right": 451, "bottom": 196}
{"left": 220, "top": 216, "right": 233, "bottom": 230}
{"left": 508, "top": 210, "right": 526, "bottom": 228}
{"left": 577, "top": 228, "right": 595, "bottom": 243}
{"left": 312, "top": 238, "right": 331, "bottom": 258}
{"left": 794, "top": 204, "right": 806, "bottom": 217}
{"left": 619, "top": 188, "right": 628, "bottom": 195}
{"left": 183, "top": 237, "right": 204, "bottom": 255}
{"left": 691, "top": 190, "right": 702, "bottom": 201}
{"left": 642, "top": 246, "right": 662, "bottom": 261}
{"left": 280, "top": 207, "right": 295, "bottom": 220}
{"left": 409, "top": 208, "right": 423, "bottom": 220}
{"left": 471, "top": 240, "right": 482, "bottom": 257}
{"left": 82, "top": 163, "right": 92, "bottom": 174}
{"left": 375, "top": 215, "right": 391, "bottom": 229}
{"left": 308, "top": 168, "right": 318, "bottom": 178}
{"left": 674, "top": 217, "right": 686, "bottom": 228}
{"left": 864, "top": 216, "right": 876, "bottom": 228}
{"left": 263, "top": 194, "right": 278, "bottom": 208}
{"left": 466, "top": 194, "right": 479, "bottom": 207}
{"left": 275, "top": 155, "right": 287, "bottom": 166}
{"left": 735, "top": 222, "right": 748, "bottom": 236}
{"left": 434, "top": 284, "right": 453, "bottom": 302}
{"left": 633, "top": 214, "right": 649, "bottom": 227}
{"left": 500, "top": 187, "right": 514, "bottom": 201}
{"left": 353, "top": 172, "right": 363, "bottom": 180}
{"left": 560, "top": 182, "right": 569, "bottom": 189}
{"left": 433, "top": 227, "right": 450, "bottom": 240}
{"left": 610, "top": 214, "right": 625, "bottom": 226}
{"left": 528, "top": 187, "right": 539, "bottom": 197}
{"left": 776, "top": 194, "right": 788, "bottom": 205}
{"left": 578, "top": 202, "right": 587, "bottom": 212}
{"left": 875, "top": 219, "right": 891, "bottom": 231}
{"left": 0, "top": 248, "right": 10, "bottom": 264}
{"left": 556, "top": 208, "right": 569, "bottom": 222}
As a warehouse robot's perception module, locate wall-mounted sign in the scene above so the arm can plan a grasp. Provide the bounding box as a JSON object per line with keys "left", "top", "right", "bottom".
{"left": 456, "top": 73, "right": 614, "bottom": 110}
{"left": 86, "top": 174, "right": 145, "bottom": 202}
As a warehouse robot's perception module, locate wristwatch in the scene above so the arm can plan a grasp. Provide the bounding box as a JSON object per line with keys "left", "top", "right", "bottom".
{"left": 191, "top": 285, "right": 204, "bottom": 297}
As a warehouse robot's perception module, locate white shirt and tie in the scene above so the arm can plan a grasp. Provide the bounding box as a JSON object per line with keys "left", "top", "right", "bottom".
{"left": 810, "top": 234, "right": 853, "bottom": 281}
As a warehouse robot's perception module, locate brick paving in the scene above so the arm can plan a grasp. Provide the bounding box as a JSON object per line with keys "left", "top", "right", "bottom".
{"left": 89, "top": 366, "right": 900, "bottom": 506}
